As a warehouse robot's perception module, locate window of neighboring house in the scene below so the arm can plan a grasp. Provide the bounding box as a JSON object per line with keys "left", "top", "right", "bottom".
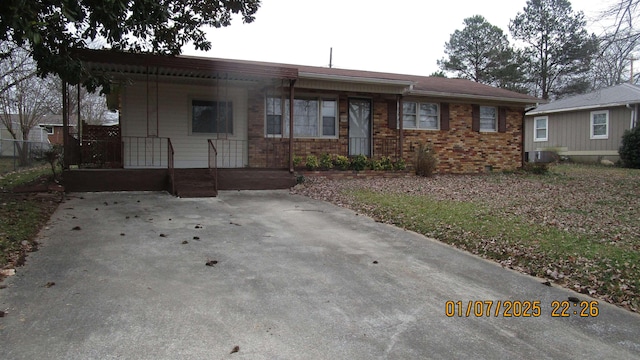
{"left": 402, "top": 102, "right": 439, "bottom": 130}
{"left": 265, "top": 96, "right": 337, "bottom": 138}
{"left": 42, "top": 126, "right": 54, "bottom": 135}
{"left": 590, "top": 110, "right": 609, "bottom": 139}
{"left": 534, "top": 116, "right": 548, "bottom": 142}
{"left": 480, "top": 106, "right": 497, "bottom": 132}
{"left": 191, "top": 100, "right": 233, "bottom": 134}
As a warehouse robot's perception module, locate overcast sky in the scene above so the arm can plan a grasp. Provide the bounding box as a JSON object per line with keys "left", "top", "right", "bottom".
{"left": 184, "top": 0, "right": 620, "bottom": 77}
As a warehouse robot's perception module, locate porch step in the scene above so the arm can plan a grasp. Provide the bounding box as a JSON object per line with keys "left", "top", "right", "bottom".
{"left": 217, "top": 169, "right": 297, "bottom": 190}
{"left": 173, "top": 169, "right": 217, "bottom": 198}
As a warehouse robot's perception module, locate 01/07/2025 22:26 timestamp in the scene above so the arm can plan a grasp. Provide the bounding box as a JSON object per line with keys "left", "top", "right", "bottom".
{"left": 444, "top": 300, "right": 599, "bottom": 318}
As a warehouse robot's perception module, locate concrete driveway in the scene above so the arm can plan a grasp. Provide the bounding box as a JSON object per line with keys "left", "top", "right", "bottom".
{"left": 1, "top": 191, "right": 639, "bottom": 359}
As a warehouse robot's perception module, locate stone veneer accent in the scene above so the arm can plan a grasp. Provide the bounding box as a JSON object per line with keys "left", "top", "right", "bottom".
{"left": 246, "top": 87, "right": 523, "bottom": 174}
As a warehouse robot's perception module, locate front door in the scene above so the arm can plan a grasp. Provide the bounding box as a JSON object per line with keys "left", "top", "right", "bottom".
{"left": 348, "top": 99, "right": 371, "bottom": 156}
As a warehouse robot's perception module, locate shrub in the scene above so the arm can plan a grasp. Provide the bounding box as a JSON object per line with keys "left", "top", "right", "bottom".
{"left": 293, "top": 155, "right": 303, "bottom": 168}
{"left": 369, "top": 159, "right": 383, "bottom": 171}
{"left": 334, "top": 155, "right": 350, "bottom": 170}
{"left": 350, "top": 154, "right": 368, "bottom": 171}
{"left": 522, "top": 162, "right": 549, "bottom": 175}
{"left": 305, "top": 155, "right": 319, "bottom": 170}
{"left": 379, "top": 156, "right": 394, "bottom": 170}
{"left": 415, "top": 143, "right": 437, "bottom": 177}
{"left": 619, "top": 126, "right": 640, "bottom": 168}
{"left": 394, "top": 158, "right": 407, "bottom": 170}
{"left": 319, "top": 153, "right": 334, "bottom": 170}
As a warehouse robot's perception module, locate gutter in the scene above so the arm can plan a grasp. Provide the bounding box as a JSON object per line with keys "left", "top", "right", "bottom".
{"left": 529, "top": 101, "right": 640, "bottom": 116}
{"left": 406, "top": 89, "right": 540, "bottom": 105}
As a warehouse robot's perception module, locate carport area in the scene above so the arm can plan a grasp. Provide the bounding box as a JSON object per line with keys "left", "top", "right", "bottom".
{"left": 1, "top": 191, "right": 639, "bottom": 359}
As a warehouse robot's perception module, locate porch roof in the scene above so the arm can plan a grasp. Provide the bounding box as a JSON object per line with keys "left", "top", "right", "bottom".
{"left": 76, "top": 49, "right": 299, "bottom": 82}
{"left": 77, "top": 49, "right": 541, "bottom": 105}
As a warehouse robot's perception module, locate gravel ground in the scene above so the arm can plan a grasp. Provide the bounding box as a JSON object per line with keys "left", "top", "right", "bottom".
{"left": 291, "top": 164, "right": 640, "bottom": 311}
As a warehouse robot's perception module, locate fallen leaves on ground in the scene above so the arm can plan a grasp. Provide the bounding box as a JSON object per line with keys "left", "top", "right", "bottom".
{"left": 291, "top": 164, "right": 639, "bottom": 312}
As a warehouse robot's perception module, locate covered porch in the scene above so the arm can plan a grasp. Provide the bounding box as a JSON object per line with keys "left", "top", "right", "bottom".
{"left": 61, "top": 50, "right": 304, "bottom": 196}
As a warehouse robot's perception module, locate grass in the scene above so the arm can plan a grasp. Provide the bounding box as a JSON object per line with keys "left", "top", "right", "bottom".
{"left": 0, "top": 164, "right": 60, "bottom": 269}
{"left": 0, "top": 164, "right": 52, "bottom": 190}
{"left": 293, "top": 163, "right": 640, "bottom": 311}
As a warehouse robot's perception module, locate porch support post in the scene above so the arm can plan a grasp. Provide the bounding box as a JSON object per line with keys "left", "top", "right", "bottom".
{"left": 398, "top": 94, "right": 404, "bottom": 159}
{"left": 77, "top": 85, "right": 82, "bottom": 144}
{"left": 62, "top": 80, "right": 70, "bottom": 169}
{"left": 288, "top": 79, "right": 296, "bottom": 173}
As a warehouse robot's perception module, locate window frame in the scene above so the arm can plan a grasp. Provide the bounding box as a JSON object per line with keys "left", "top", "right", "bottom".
{"left": 189, "top": 98, "right": 234, "bottom": 136}
{"left": 479, "top": 106, "right": 498, "bottom": 132}
{"left": 533, "top": 116, "right": 548, "bottom": 142}
{"left": 590, "top": 110, "right": 609, "bottom": 139}
{"left": 265, "top": 95, "right": 338, "bottom": 139}
{"left": 42, "top": 125, "right": 54, "bottom": 135}
{"left": 402, "top": 101, "right": 440, "bottom": 130}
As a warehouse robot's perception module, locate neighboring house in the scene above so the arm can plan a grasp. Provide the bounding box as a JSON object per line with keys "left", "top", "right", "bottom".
{"left": 0, "top": 114, "right": 49, "bottom": 157}
{"left": 39, "top": 114, "right": 77, "bottom": 145}
{"left": 525, "top": 84, "right": 640, "bottom": 163}
{"left": 74, "top": 49, "right": 539, "bottom": 179}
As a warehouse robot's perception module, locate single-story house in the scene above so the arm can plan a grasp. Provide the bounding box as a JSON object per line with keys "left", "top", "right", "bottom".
{"left": 65, "top": 49, "right": 540, "bottom": 195}
{"left": 525, "top": 83, "right": 640, "bottom": 163}
{"left": 39, "top": 114, "right": 77, "bottom": 145}
{"left": 0, "top": 114, "right": 49, "bottom": 157}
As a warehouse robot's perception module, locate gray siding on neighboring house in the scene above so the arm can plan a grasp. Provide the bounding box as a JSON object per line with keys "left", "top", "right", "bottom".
{"left": 524, "top": 106, "right": 633, "bottom": 160}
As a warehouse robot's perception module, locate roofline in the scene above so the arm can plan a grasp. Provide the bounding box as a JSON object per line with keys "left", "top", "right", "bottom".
{"left": 528, "top": 101, "right": 640, "bottom": 115}
{"left": 298, "top": 71, "right": 414, "bottom": 87}
{"left": 76, "top": 49, "right": 299, "bottom": 80}
{"left": 406, "top": 89, "right": 539, "bottom": 105}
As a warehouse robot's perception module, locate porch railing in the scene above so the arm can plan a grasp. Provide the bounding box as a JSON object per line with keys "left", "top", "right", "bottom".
{"left": 168, "top": 138, "right": 175, "bottom": 195}
{"left": 122, "top": 136, "right": 169, "bottom": 168}
{"left": 207, "top": 139, "right": 218, "bottom": 194}
{"left": 209, "top": 139, "right": 247, "bottom": 168}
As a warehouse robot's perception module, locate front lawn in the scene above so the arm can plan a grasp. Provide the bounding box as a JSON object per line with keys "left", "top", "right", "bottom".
{"left": 292, "top": 164, "right": 640, "bottom": 312}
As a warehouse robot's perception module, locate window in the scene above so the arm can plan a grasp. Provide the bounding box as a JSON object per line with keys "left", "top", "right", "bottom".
{"left": 266, "top": 97, "right": 282, "bottom": 135}
{"left": 402, "top": 102, "right": 439, "bottom": 130}
{"left": 266, "top": 96, "right": 337, "bottom": 138}
{"left": 534, "top": 116, "right": 548, "bottom": 142}
{"left": 590, "top": 110, "right": 609, "bottom": 139}
{"left": 191, "top": 100, "right": 233, "bottom": 134}
{"left": 479, "top": 106, "right": 497, "bottom": 132}
{"left": 42, "top": 126, "right": 54, "bottom": 135}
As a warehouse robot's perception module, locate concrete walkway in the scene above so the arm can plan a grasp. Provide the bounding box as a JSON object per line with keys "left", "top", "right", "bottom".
{"left": 1, "top": 191, "right": 639, "bottom": 359}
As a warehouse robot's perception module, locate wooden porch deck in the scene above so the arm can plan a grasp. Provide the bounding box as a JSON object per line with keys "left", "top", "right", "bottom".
{"left": 62, "top": 168, "right": 297, "bottom": 197}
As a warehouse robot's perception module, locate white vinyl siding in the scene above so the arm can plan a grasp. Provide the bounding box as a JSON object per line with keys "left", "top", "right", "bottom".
{"left": 590, "top": 110, "right": 609, "bottom": 139}
{"left": 534, "top": 116, "right": 548, "bottom": 142}
{"left": 121, "top": 81, "right": 248, "bottom": 168}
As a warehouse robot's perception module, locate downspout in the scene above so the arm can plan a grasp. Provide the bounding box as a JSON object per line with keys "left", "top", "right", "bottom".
{"left": 627, "top": 104, "right": 637, "bottom": 128}
{"left": 398, "top": 95, "right": 403, "bottom": 160}
{"left": 288, "top": 79, "right": 296, "bottom": 173}
{"left": 77, "top": 85, "right": 81, "bottom": 144}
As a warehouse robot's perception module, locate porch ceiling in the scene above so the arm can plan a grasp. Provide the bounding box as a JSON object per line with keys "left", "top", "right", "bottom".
{"left": 76, "top": 49, "right": 299, "bottom": 82}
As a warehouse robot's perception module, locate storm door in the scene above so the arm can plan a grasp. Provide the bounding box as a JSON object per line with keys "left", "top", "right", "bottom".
{"left": 348, "top": 99, "right": 371, "bottom": 156}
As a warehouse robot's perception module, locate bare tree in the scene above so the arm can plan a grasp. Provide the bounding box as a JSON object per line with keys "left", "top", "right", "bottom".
{"left": 0, "top": 45, "right": 57, "bottom": 165}
{"left": 0, "top": 42, "right": 37, "bottom": 96}
{"left": 45, "top": 80, "right": 115, "bottom": 126}
{"left": 592, "top": 0, "right": 640, "bottom": 86}
{"left": 592, "top": 29, "right": 638, "bottom": 88}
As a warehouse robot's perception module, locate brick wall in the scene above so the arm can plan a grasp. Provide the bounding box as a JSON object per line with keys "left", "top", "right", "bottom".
{"left": 246, "top": 87, "right": 523, "bottom": 173}
{"left": 400, "top": 104, "right": 522, "bottom": 173}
